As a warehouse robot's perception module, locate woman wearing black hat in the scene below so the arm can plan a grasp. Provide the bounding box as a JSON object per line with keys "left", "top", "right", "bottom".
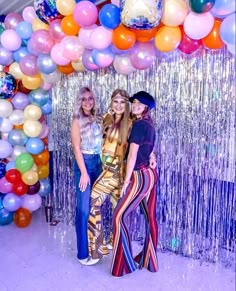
{"left": 111, "top": 91, "right": 158, "bottom": 277}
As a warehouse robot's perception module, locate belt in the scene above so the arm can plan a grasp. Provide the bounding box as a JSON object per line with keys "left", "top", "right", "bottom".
{"left": 82, "top": 150, "right": 99, "bottom": 155}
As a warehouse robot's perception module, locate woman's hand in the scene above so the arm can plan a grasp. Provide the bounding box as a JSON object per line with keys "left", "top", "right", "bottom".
{"left": 120, "top": 181, "right": 129, "bottom": 197}
{"left": 149, "top": 153, "right": 157, "bottom": 169}
{"left": 79, "top": 172, "right": 90, "bottom": 192}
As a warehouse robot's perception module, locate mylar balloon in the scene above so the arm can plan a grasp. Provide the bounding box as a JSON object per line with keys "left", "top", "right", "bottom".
{"left": 34, "top": 0, "right": 63, "bottom": 24}
{"left": 120, "top": 0, "right": 163, "bottom": 29}
{"left": 0, "top": 72, "right": 17, "bottom": 99}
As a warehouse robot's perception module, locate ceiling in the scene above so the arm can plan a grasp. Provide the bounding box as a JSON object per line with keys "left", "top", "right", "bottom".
{"left": 0, "top": 0, "right": 108, "bottom": 17}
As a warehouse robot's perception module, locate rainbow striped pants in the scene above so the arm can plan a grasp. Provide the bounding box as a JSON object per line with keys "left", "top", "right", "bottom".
{"left": 111, "top": 167, "right": 158, "bottom": 277}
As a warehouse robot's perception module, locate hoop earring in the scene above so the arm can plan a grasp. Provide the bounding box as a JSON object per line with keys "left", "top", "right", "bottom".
{"left": 108, "top": 108, "right": 114, "bottom": 115}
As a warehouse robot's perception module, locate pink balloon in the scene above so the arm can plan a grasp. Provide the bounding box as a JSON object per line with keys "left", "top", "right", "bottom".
{"left": 30, "top": 30, "right": 55, "bottom": 54}
{"left": 4, "top": 12, "right": 23, "bottom": 29}
{"left": 90, "top": 26, "right": 113, "bottom": 50}
{"left": 22, "top": 193, "right": 42, "bottom": 212}
{"left": 22, "top": 6, "right": 37, "bottom": 24}
{"left": 130, "top": 42, "right": 156, "bottom": 70}
{"left": 113, "top": 54, "right": 136, "bottom": 75}
{"left": 184, "top": 12, "right": 214, "bottom": 40}
{"left": 40, "top": 81, "right": 53, "bottom": 90}
{"left": 78, "top": 25, "right": 97, "bottom": 49}
{"left": 111, "top": 0, "right": 120, "bottom": 7}
{"left": 38, "top": 122, "right": 49, "bottom": 139}
{"left": 0, "top": 177, "right": 13, "bottom": 193}
{"left": 51, "top": 43, "right": 70, "bottom": 65}
{"left": 1, "top": 30, "right": 22, "bottom": 51}
{"left": 49, "top": 19, "right": 65, "bottom": 42}
{"left": 27, "top": 39, "right": 40, "bottom": 56}
{"left": 61, "top": 36, "right": 85, "bottom": 61}
{"left": 73, "top": 1, "right": 98, "bottom": 27}
{"left": 19, "top": 55, "right": 39, "bottom": 76}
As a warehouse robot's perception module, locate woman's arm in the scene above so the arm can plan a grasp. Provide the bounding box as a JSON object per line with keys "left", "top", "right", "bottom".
{"left": 71, "top": 118, "right": 90, "bottom": 192}
{"left": 121, "top": 142, "right": 139, "bottom": 196}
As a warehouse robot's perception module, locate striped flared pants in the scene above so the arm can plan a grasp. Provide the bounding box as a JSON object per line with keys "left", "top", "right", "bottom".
{"left": 111, "top": 167, "right": 158, "bottom": 277}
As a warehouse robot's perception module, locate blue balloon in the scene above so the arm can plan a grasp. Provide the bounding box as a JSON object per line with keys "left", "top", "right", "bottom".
{"left": 13, "top": 47, "right": 29, "bottom": 63}
{"left": 0, "top": 208, "right": 14, "bottom": 225}
{"left": 211, "top": 0, "right": 235, "bottom": 17}
{"left": 37, "top": 54, "right": 57, "bottom": 75}
{"left": 29, "top": 88, "right": 50, "bottom": 107}
{"left": 16, "top": 21, "right": 33, "bottom": 40}
{"left": 26, "top": 137, "right": 44, "bottom": 155}
{"left": 8, "top": 130, "right": 29, "bottom": 146}
{"left": 0, "top": 117, "right": 2, "bottom": 127}
{"left": 6, "top": 161, "right": 16, "bottom": 171}
{"left": 0, "top": 72, "right": 17, "bottom": 99}
{"left": 0, "top": 161, "right": 6, "bottom": 179}
{"left": 220, "top": 13, "right": 236, "bottom": 46}
{"left": 99, "top": 4, "right": 121, "bottom": 29}
{"left": 0, "top": 195, "right": 4, "bottom": 209}
{"left": 92, "top": 46, "right": 115, "bottom": 68}
{"left": 38, "top": 178, "right": 51, "bottom": 197}
{"left": 34, "top": 0, "right": 62, "bottom": 24}
{"left": 41, "top": 98, "right": 52, "bottom": 115}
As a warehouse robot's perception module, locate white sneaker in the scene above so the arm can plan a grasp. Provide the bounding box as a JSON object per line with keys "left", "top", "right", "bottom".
{"left": 77, "top": 258, "right": 89, "bottom": 265}
{"left": 85, "top": 258, "right": 101, "bottom": 265}
{"left": 106, "top": 243, "right": 113, "bottom": 250}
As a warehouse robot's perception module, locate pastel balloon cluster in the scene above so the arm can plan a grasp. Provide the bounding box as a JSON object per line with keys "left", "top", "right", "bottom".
{"left": 0, "top": 0, "right": 235, "bottom": 77}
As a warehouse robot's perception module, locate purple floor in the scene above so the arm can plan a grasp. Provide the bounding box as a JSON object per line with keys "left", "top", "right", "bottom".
{"left": 0, "top": 209, "right": 234, "bottom": 291}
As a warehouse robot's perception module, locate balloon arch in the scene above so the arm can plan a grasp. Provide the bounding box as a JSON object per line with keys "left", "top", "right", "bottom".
{"left": 0, "top": 0, "right": 235, "bottom": 227}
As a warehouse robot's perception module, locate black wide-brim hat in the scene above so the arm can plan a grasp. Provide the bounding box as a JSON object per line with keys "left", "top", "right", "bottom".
{"left": 129, "top": 91, "right": 155, "bottom": 110}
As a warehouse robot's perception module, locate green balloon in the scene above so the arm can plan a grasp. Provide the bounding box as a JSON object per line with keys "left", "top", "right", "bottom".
{"left": 189, "top": 0, "right": 216, "bottom": 13}
{"left": 16, "top": 152, "right": 34, "bottom": 174}
{"left": 0, "top": 25, "right": 4, "bottom": 36}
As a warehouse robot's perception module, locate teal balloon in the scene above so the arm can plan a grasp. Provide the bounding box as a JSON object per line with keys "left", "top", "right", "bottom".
{"left": 189, "top": 0, "right": 215, "bottom": 13}
{"left": 29, "top": 88, "right": 50, "bottom": 107}
{"left": 0, "top": 208, "right": 14, "bottom": 225}
{"left": 15, "top": 152, "right": 34, "bottom": 173}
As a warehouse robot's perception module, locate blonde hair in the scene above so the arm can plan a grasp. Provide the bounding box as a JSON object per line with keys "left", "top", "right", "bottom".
{"left": 103, "top": 89, "right": 130, "bottom": 146}
{"left": 73, "top": 87, "right": 102, "bottom": 130}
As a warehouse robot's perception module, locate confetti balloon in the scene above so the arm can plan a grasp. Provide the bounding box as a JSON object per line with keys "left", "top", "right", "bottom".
{"left": 120, "top": 0, "right": 163, "bottom": 29}
{"left": 34, "top": 0, "right": 62, "bottom": 24}
{"left": 0, "top": 72, "right": 17, "bottom": 99}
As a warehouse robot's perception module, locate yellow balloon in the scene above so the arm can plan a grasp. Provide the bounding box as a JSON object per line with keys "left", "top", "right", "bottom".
{"left": 71, "top": 59, "right": 85, "bottom": 72}
{"left": 56, "top": 0, "right": 76, "bottom": 16}
{"left": 24, "top": 104, "right": 42, "bottom": 121}
{"left": 38, "top": 164, "right": 49, "bottom": 179}
{"left": 32, "top": 18, "right": 49, "bottom": 31}
{"left": 23, "top": 120, "right": 42, "bottom": 137}
{"left": 9, "top": 62, "right": 24, "bottom": 80}
{"left": 155, "top": 26, "right": 181, "bottom": 52}
{"left": 22, "top": 170, "right": 39, "bottom": 185}
{"left": 22, "top": 74, "right": 42, "bottom": 90}
{"left": 31, "top": 163, "right": 38, "bottom": 172}
{"left": 161, "top": 0, "right": 188, "bottom": 27}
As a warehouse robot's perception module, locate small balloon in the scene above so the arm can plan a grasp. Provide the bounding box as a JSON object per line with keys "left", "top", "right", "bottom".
{"left": 14, "top": 207, "right": 32, "bottom": 227}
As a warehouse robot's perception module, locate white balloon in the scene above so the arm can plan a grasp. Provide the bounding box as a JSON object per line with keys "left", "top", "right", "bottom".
{"left": 22, "top": 194, "right": 42, "bottom": 212}
{"left": 0, "top": 100, "right": 13, "bottom": 118}
{"left": 9, "top": 110, "right": 25, "bottom": 125}
{"left": 0, "top": 118, "right": 13, "bottom": 132}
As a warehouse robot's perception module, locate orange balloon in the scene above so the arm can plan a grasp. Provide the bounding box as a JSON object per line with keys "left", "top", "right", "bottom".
{"left": 33, "top": 149, "right": 50, "bottom": 165}
{"left": 202, "top": 19, "right": 225, "bottom": 50}
{"left": 154, "top": 26, "right": 181, "bottom": 52}
{"left": 58, "top": 62, "right": 75, "bottom": 74}
{"left": 14, "top": 208, "right": 32, "bottom": 228}
{"left": 14, "top": 124, "right": 24, "bottom": 130}
{"left": 132, "top": 26, "right": 158, "bottom": 43}
{"left": 112, "top": 24, "right": 136, "bottom": 50}
{"left": 61, "top": 15, "right": 80, "bottom": 36}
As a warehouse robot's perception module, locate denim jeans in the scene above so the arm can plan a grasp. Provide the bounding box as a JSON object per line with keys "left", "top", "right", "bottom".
{"left": 74, "top": 154, "right": 102, "bottom": 260}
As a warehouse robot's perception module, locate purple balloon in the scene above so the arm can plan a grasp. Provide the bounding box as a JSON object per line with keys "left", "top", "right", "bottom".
{"left": 0, "top": 46, "right": 14, "bottom": 66}
{"left": 0, "top": 176, "right": 13, "bottom": 193}
{"left": 19, "top": 54, "right": 39, "bottom": 76}
{"left": 30, "top": 29, "right": 55, "bottom": 54}
{"left": 82, "top": 49, "right": 99, "bottom": 71}
{"left": 2, "top": 193, "right": 22, "bottom": 212}
{"left": 11, "top": 92, "right": 30, "bottom": 110}
{"left": 28, "top": 180, "right": 40, "bottom": 195}
{"left": 4, "top": 12, "right": 23, "bottom": 29}
{"left": 130, "top": 42, "right": 156, "bottom": 70}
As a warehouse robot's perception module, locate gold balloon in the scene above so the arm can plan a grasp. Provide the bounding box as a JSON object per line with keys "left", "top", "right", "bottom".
{"left": 38, "top": 163, "right": 49, "bottom": 179}
{"left": 56, "top": 0, "right": 76, "bottom": 16}
{"left": 24, "top": 104, "right": 42, "bottom": 121}
{"left": 22, "top": 74, "right": 42, "bottom": 90}
{"left": 32, "top": 18, "right": 49, "bottom": 31}
{"left": 23, "top": 120, "right": 42, "bottom": 137}
{"left": 154, "top": 26, "right": 181, "bottom": 52}
{"left": 22, "top": 170, "right": 39, "bottom": 185}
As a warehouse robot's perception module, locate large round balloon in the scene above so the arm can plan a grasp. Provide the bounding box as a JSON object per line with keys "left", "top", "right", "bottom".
{"left": 16, "top": 152, "right": 34, "bottom": 173}
{"left": 14, "top": 207, "right": 32, "bottom": 227}
{"left": 120, "top": 0, "right": 163, "bottom": 29}
{"left": 0, "top": 72, "right": 17, "bottom": 99}
{"left": 0, "top": 208, "right": 14, "bottom": 225}
{"left": 3, "top": 193, "right": 22, "bottom": 211}
{"left": 34, "top": 0, "right": 62, "bottom": 24}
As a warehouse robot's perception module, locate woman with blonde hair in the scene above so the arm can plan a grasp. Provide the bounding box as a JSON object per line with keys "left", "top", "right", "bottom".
{"left": 71, "top": 87, "right": 103, "bottom": 265}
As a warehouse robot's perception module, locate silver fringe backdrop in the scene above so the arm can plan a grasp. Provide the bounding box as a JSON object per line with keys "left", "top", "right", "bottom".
{"left": 49, "top": 49, "right": 235, "bottom": 267}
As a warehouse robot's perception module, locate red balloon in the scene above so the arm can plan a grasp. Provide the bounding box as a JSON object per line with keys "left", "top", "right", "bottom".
{"left": 178, "top": 26, "right": 202, "bottom": 55}
{"left": 12, "top": 180, "right": 28, "bottom": 196}
{"left": 5, "top": 169, "right": 22, "bottom": 183}
{"left": 14, "top": 208, "right": 32, "bottom": 228}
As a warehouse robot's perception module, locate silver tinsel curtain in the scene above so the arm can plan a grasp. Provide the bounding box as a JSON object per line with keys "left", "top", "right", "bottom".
{"left": 49, "top": 49, "right": 235, "bottom": 267}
